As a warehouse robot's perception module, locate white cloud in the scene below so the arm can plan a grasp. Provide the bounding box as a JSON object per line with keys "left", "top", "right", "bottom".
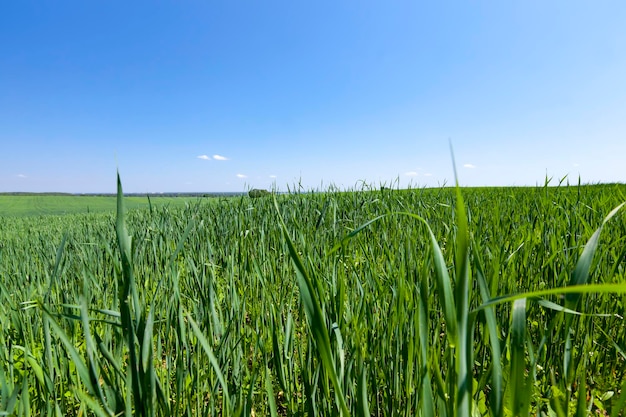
{"left": 269, "top": 175, "right": 277, "bottom": 178}
{"left": 463, "top": 164, "right": 476, "bottom": 169}
{"left": 573, "top": 162, "right": 580, "bottom": 167}
{"left": 424, "top": 173, "right": 432, "bottom": 177}
{"left": 404, "top": 171, "right": 418, "bottom": 177}
{"left": 213, "top": 154, "right": 229, "bottom": 161}
{"left": 197, "top": 155, "right": 211, "bottom": 160}
{"left": 17, "top": 174, "right": 27, "bottom": 178}
{"left": 236, "top": 173, "right": 247, "bottom": 178}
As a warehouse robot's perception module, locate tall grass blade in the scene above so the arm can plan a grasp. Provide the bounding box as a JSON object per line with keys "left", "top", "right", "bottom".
{"left": 474, "top": 253, "right": 503, "bottom": 416}
{"left": 355, "top": 360, "right": 371, "bottom": 417}
{"left": 474, "top": 283, "right": 626, "bottom": 312}
{"left": 115, "top": 172, "right": 149, "bottom": 416}
{"left": 564, "top": 202, "right": 624, "bottom": 382}
{"left": 264, "top": 362, "right": 279, "bottom": 417}
{"left": 187, "top": 314, "right": 232, "bottom": 415}
{"left": 425, "top": 224, "right": 459, "bottom": 349}
{"left": 510, "top": 298, "right": 530, "bottom": 416}
{"left": 141, "top": 306, "right": 154, "bottom": 372}
{"left": 574, "top": 360, "right": 587, "bottom": 417}
{"left": 40, "top": 305, "right": 97, "bottom": 398}
{"left": 610, "top": 377, "right": 626, "bottom": 417}
{"left": 76, "top": 390, "right": 114, "bottom": 417}
{"left": 79, "top": 296, "right": 113, "bottom": 414}
{"left": 417, "top": 278, "right": 435, "bottom": 417}
{"left": 274, "top": 197, "right": 351, "bottom": 416}
{"left": 1, "top": 374, "right": 20, "bottom": 416}
{"left": 566, "top": 202, "right": 625, "bottom": 308}
{"left": 452, "top": 179, "right": 472, "bottom": 417}
{"left": 327, "top": 215, "right": 387, "bottom": 256}
{"left": 45, "top": 233, "right": 67, "bottom": 300}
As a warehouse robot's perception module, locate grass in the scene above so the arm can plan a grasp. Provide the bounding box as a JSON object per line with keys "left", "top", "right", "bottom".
{"left": 0, "top": 178, "right": 625, "bottom": 416}
{"left": 0, "top": 194, "right": 201, "bottom": 217}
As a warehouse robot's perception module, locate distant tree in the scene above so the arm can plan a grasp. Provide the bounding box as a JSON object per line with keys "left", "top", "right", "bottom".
{"left": 248, "top": 189, "right": 270, "bottom": 198}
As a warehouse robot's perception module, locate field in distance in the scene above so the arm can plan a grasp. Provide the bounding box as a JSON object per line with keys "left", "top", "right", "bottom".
{"left": 0, "top": 192, "right": 244, "bottom": 217}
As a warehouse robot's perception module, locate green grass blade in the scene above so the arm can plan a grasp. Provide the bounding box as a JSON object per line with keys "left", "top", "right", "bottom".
{"left": 575, "top": 363, "right": 587, "bottom": 417}
{"left": 40, "top": 304, "right": 97, "bottom": 397}
{"left": 79, "top": 296, "right": 113, "bottom": 414}
{"left": 610, "top": 377, "right": 626, "bottom": 417}
{"left": 417, "top": 282, "right": 435, "bottom": 417}
{"left": 474, "top": 282, "right": 626, "bottom": 312}
{"left": 187, "top": 314, "right": 232, "bottom": 415}
{"left": 563, "top": 202, "right": 624, "bottom": 382}
{"left": 327, "top": 214, "right": 387, "bottom": 256}
{"left": 45, "top": 233, "right": 67, "bottom": 301}
{"left": 355, "top": 359, "right": 371, "bottom": 417}
{"left": 167, "top": 217, "right": 196, "bottom": 266}
{"left": 566, "top": 202, "right": 625, "bottom": 308}
{"left": 510, "top": 298, "right": 530, "bottom": 416}
{"left": 474, "top": 254, "right": 503, "bottom": 417}
{"left": 0, "top": 364, "right": 10, "bottom": 411}
{"left": 19, "top": 376, "right": 30, "bottom": 417}
{"left": 0, "top": 371, "right": 19, "bottom": 415}
{"left": 425, "top": 224, "right": 459, "bottom": 349}
{"left": 274, "top": 197, "right": 351, "bottom": 416}
{"left": 115, "top": 172, "right": 133, "bottom": 293}
{"left": 264, "top": 363, "right": 279, "bottom": 417}
{"left": 76, "top": 390, "right": 114, "bottom": 417}
{"left": 141, "top": 306, "right": 154, "bottom": 372}
{"left": 115, "top": 173, "right": 143, "bottom": 414}
{"left": 453, "top": 181, "right": 472, "bottom": 417}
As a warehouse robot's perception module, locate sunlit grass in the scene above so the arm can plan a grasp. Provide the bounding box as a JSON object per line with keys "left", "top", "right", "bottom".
{"left": 0, "top": 178, "right": 625, "bottom": 416}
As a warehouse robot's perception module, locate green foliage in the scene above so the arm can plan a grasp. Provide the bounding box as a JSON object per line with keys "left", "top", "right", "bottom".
{"left": 0, "top": 182, "right": 625, "bottom": 415}
{"left": 248, "top": 189, "right": 271, "bottom": 198}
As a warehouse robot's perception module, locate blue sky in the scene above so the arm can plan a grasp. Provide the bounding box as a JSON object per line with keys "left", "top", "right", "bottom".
{"left": 1, "top": 1, "right": 625, "bottom": 193}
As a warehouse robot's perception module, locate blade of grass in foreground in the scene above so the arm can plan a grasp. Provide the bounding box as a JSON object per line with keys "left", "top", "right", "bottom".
{"left": 473, "top": 250, "right": 503, "bottom": 417}
{"left": 452, "top": 177, "right": 472, "bottom": 417}
{"left": 473, "top": 282, "right": 626, "bottom": 312}
{"left": 417, "top": 275, "right": 435, "bottom": 417}
{"left": 264, "top": 360, "right": 279, "bottom": 417}
{"left": 509, "top": 298, "right": 530, "bottom": 416}
{"left": 115, "top": 172, "right": 143, "bottom": 415}
{"left": 355, "top": 359, "right": 371, "bottom": 417}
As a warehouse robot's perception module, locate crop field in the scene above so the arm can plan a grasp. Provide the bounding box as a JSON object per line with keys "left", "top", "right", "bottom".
{"left": 1, "top": 179, "right": 626, "bottom": 416}
{"left": 0, "top": 194, "right": 201, "bottom": 217}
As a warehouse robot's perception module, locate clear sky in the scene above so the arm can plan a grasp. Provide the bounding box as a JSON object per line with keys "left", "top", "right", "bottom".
{"left": 1, "top": 1, "right": 625, "bottom": 193}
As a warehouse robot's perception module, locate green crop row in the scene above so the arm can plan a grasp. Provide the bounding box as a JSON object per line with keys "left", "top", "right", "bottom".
{"left": 0, "top": 178, "right": 625, "bottom": 416}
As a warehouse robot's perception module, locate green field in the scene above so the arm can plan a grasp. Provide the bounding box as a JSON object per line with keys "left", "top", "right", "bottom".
{"left": 1, "top": 182, "right": 625, "bottom": 416}
{"left": 0, "top": 194, "right": 204, "bottom": 217}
